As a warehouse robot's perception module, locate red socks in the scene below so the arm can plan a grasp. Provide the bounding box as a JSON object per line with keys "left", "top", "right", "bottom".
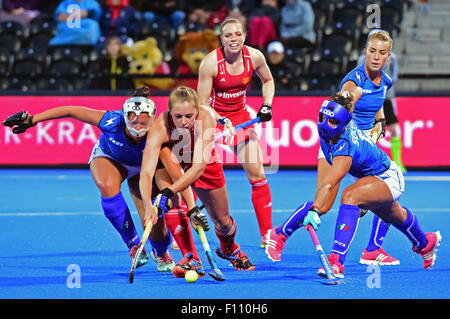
{"left": 215, "top": 216, "right": 239, "bottom": 254}
{"left": 164, "top": 206, "right": 200, "bottom": 260}
{"left": 250, "top": 178, "right": 273, "bottom": 236}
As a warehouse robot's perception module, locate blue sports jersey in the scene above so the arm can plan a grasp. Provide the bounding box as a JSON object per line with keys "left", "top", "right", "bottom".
{"left": 320, "top": 122, "right": 391, "bottom": 178}
{"left": 339, "top": 64, "right": 393, "bottom": 130}
{"left": 97, "top": 110, "right": 146, "bottom": 166}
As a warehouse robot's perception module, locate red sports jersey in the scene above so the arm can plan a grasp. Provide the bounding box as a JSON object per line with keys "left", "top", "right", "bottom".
{"left": 164, "top": 113, "right": 225, "bottom": 189}
{"left": 166, "top": 113, "right": 219, "bottom": 169}
{"left": 210, "top": 46, "right": 254, "bottom": 113}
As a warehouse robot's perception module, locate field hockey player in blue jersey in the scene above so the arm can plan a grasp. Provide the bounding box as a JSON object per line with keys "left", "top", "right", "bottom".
{"left": 269, "top": 30, "right": 400, "bottom": 267}
{"left": 2, "top": 87, "right": 191, "bottom": 273}
{"left": 265, "top": 92, "right": 441, "bottom": 279}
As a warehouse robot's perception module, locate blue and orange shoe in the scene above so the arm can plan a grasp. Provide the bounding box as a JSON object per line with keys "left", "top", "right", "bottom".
{"left": 172, "top": 253, "right": 205, "bottom": 278}
{"left": 215, "top": 245, "right": 255, "bottom": 270}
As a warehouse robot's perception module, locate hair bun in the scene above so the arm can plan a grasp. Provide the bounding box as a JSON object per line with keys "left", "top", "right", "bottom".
{"left": 133, "top": 87, "right": 151, "bottom": 98}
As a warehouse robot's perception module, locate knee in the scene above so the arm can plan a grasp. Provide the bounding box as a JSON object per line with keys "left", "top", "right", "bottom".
{"left": 341, "top": 188, "right": 358, "bottom": 206}
{"left": 97, "top": 179, "right": 121, "bottom": 198}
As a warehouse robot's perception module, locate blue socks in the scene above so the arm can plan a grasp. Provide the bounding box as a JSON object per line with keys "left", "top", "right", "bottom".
{"left": 331, "top": 204, "right": 361, "bottom": 264}
{"left": 101, "top": 192, "right": 140, "bottom": 249}
{"left": 149, "top": 232, "right": 172, "bottom": 257}
{"left": 393, "top": 206, "right": 427, "bottom": 250}
{"left": 366, "top": 215, "right": 391, "bottom": 252}
{"left": 276, "top": 201, "right": 313, "bottom": 237}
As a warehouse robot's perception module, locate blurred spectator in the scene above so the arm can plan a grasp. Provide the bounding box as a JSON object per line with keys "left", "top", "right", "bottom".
{"left": 49, "top": 0, "right": 102, "bottom": 47}
{"left": 0, "top": 0, "right": 42, "bottom": 27}
{"left": 100, "top": 0, "right": 141, "bottom": 38}
{"left": 247, "top": 0, "right": 280, "bottom": 50}
{"left": 226, "top": 0, "right": 256, "bottom": 26}
{"left": 93, "top": 35, "right": 133, "bottom": 90}
{"left": 188, "top": 0, "right": 227, "bottom": 29}
{"left": 279, "top": 0, "right": 315, "bottom": 49}
{"left": 227, "top": 0, "right": 255, "bottom": 17}
{"left": 141, "top": 0, "right": 186, "bottom": 32}
{"left": 265, "top": 41, "right": 298, "bottom": 90}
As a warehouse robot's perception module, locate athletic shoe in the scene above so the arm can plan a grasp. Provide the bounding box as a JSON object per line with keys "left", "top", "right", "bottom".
{"left": 215, "top": 245, "right": 255, "bottom": 270}
{"left": 317, "top": 253, "right": 345, "bottom": 279}
{"left": 172, "top": 252, "right": 205, "bottom": 278}
{"left": 129, "top": 245, "right": 149, "bottom": 269}
{"left": 265, "top": 227, "right": 287, "bottom": 262}
{"left": 151, "top": 249, "right": 175, "bottom": 272}
{"left": 359, "top": 247, "right": 400, "bottom": 266}
{"left": 413, "top": 231, "right": 442, "bottom": 270}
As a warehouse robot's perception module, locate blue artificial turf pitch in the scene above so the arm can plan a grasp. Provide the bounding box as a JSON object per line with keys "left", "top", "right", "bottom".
{"left": 1, "top": 168, "right": 449, "bottom": 299}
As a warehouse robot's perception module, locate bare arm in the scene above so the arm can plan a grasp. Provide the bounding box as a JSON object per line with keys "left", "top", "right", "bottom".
{"left": 32, "top": 106, "right": 105, "bottom": 126}
{"left": 251, "top": 48, "right": 275, "bottom": 106}
{"left": 140, "top": 113, "right": 169, "bottom": 224}
{"left": 313, "top": 156, "right": 352, "bottom": 214}
{"left": 339, "top": 81, "right": 363, "bottom": 106}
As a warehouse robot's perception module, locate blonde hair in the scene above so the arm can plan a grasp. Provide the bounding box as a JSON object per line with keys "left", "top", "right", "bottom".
{"left": 168, "top": 86, "right": 199, "bottom": 111}
{"left": 219, "top": 17, "right": 247, "bottom": 36}
{"left": 366, "top": 30, "right": 393, "bottom": 52}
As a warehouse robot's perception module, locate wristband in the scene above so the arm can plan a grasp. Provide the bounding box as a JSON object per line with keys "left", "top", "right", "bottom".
{"left": 309, "top": 206, "right": 321, "bottom": 215}
{"left": 160, "top": 188, "right": 174, "bottom": 198}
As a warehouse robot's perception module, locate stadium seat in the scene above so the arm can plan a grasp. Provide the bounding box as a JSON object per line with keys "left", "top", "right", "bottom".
{"left": 49, "top": 60, "right": 83, "bottom": 76}
{"left": 313, "top": 34, "right": 352, "bottom": 67}
{"left": 0, "top": 47, "right": 12, "bottom": 75}
{"left": 36, "top": 77, "right": 74, "bottom": 91}
{"left": 309, "top": 60, "right": 343, "bottom": 77}
{"left": 0, "top": 21, "right": 25, "bottom": 38}
{"left": 138, "top": 21, "right": 171, "bottom": 51}
{"left": 13, "top": 60, "right": 45, "bottom": 77}
{"left": 380, "top": 7, "right": 402, "bottom": 33}
{"left": 28, "top": 19, "right": 56, "bottom": 37}
{"left": 0, "top": 34, "right": 22, "bottom": 53}
{"left": 50, "top": 46, "right": 86, "bottom": 65}
{"left": 298, "top": 76, "right": 338, "bottom": 92}
{"left": 285, "top": 47, "right": 306, "bottom": 73}
{"left": 15, "top": 48, "right": 47, "bottom": 65}
{"left": 332, "top": 7, "right": 364, "bottom": 31}
{"left": 5, "top": 77, "right": 35, "bottom": 91}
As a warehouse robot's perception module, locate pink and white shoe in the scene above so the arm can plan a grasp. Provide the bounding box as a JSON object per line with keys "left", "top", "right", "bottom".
{"left": 359, "top": 247, "right": 400, "bottom": 266}
{"left": 317, "top": 253, "right": 345, "bottom": 279}
{"left": 413, "top": 231, "right": 442, "bottom": 270}
{"left": 265, "top": 227, "right": 288, "bottom": 262}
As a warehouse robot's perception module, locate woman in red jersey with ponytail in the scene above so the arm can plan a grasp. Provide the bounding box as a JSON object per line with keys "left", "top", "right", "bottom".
{"left": 197, "top": 18, "right": 276, "bottom": 248}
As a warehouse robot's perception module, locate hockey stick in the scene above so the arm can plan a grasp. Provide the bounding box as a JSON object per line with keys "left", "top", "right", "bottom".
{"left": 194, "top": 204, "right": 225, "bottom": 281}
{"left": 307, "top": 225, "right": 342, "bottom": 285}
{"left": 214, "top": 116, "right": 260, "bottom": 142}
{"left": 129, "top": 205, "right": 157, "bottom": 283}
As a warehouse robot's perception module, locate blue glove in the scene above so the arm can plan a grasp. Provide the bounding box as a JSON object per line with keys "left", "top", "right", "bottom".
{"left": 152, "top": 188, "right": 173, "bottom": 217}
{"left": 303, "top": 207, "right": 321, "bottom": 230}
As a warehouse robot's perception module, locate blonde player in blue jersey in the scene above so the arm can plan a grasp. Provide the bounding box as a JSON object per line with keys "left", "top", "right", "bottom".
{"left": 2, "top": 87, "right": 208, "bottom": 274}
{"left": 265, "top": 92, "right": 441, "bottom": 278}
{"left": 268, "top": 30, "right": 400, "bottom": 269}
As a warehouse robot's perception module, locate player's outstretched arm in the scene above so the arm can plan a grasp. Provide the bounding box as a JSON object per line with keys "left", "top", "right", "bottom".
{"left": 3, "top": 106, "right": 105, "bottom": 134}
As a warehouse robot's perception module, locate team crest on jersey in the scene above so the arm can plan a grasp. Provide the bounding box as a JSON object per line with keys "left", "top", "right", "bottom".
{"left": 242, "top": 76, "right": 250, "bottom": 85}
